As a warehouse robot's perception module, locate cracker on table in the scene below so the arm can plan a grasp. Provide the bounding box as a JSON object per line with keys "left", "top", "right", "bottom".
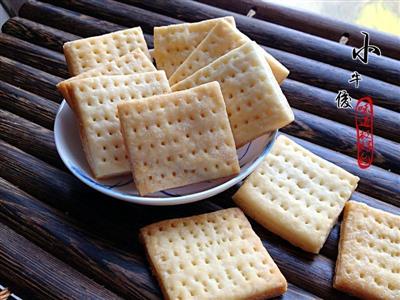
{"left": 118, "top": 81, "right": 239, "bottom": 195}
{"left": 57, "top": 49, "right": 156, "bottom": 110}
{"left": 334, "top": 201, "right": 400, "bottom": 299}
{"left": 63, "top": 27, "right": 150, "bottom": 75}
{"left": 172, "top": 41, "right": 294, "bottom": 148}
{"left": 153, "top": 17, "right": 235, "bottom": 78}
{"left": 140, "top": 207, "right": 287, "bottom": 300}
{"left": 169, "top": 20, "right": 289, "bottom": 85}
{"left": 67, "top": 71, "right": 170, "bottom": 179}
{"left": 233, "top": 135, "right": 360, "bottom": 253}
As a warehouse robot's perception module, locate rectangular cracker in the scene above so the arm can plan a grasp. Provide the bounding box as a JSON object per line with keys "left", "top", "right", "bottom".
{"left": 63, "top": 27, "right": 150, "bottom": 75}
{"left": 118, "top": 82, "right": 239, "bottom": 196}
{"left": 172, "top": 41, "right": 294, "bottom": 148}
{"left": 67, "top": 71, "right": 171, "bottom": 179}
{"left": 334, "top": 201, "right": 400, "bottom": 299}
{"left": 140, "top": 208, "right": 287, "bottom": 300}
{"left": 169, "top": 20, "right": 289, "bottom": 85}
{"left": 57, "top": 49, "right": 156, "bottom": 110}
{"left": 153, "top": 17, "right": 235, "bottom": 77}
{"left": 233, "top": 135, "right": 360, "bottom": 253}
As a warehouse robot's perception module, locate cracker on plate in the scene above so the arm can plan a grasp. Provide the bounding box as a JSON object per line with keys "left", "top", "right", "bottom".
{"left": 169, "top": 20, "right": 289, "bottom": 85}
{"left": 63, "top": 27, "right": 150, "bottom": 75}
{"left": 334, "top": 201, "right": 400, "bottom": 299}
{"left": 233, "top": 135, "right": 360, "bottom": 253}
{"left": 57, "top": 49, "right": 156, "bottom": 110}
{"left": 172, "top": 41, "right": 294, "bottom": 148}
{"left": 153, "top": 17, "right": 235, "bottom": 78}
{"left": 118, "top": 81, "right": 239, "bottom": 195}
{"left": 140, "top": 207, "right": 287, "bottom": 300}
{"left": 67, "top": 71, "right": 170, "bottom": 179}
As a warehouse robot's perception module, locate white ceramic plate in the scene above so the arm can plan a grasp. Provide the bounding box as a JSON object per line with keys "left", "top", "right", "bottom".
{"left": 54, "top": 101, "right": 277, "bottom": 205}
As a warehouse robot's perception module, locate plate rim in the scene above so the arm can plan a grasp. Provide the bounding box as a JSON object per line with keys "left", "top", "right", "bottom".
{"left": 54, "top": 100, "right": 277, "bottom": 206}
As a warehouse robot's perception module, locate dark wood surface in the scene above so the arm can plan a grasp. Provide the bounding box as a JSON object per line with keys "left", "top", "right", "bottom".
{"left": 0, "top": 0, "right": 399, "bottom": 299}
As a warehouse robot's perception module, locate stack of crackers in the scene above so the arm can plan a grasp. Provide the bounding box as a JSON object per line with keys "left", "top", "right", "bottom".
{"left": 57, "top": 17, "right": 294, "bottom": 196}
{"left": 57, "top": 17, "right": 399, "bottom": 300}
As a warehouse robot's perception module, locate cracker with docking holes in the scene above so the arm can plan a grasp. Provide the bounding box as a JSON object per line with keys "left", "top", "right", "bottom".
{"left": 67, "top": 71, "right": 170, "bottom": 179}
{"left": 140, "top": 207, "right": 287, "bottom": 300}
{"left": 172, "top": 42, "right": 294, "bottom": 148}
{"left": 63, "top": 27, "right": 150, "bottom": 76}
{"left": 118, "top": 82, "right": 239, "bottom": 196}
{"left": 153, "top": 17, "right": 235, "bottom": 78}
{"left": 57, "top": 49, "right": 156, "bottom": 110}
{"left": 169, "top": 20, "right": 289, "bottom": 85}
{"left": 334, "top": 201, "right": 400, "bottom": 299}
{"left": 233, "top": 135, "right": 360, "bottom": 253}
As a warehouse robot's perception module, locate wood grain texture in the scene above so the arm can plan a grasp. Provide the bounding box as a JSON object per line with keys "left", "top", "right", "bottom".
{"left": 2, "top": 17, "right": 79, "bottom": 52}
{"left": 0, "top": 33, "right": 68, "bottom": 78}
{"left": 0, "top": 0, "right": 26, "bottom": 16}
{"left": 283, "top": 79, "right": 400, "bottom": 143}
{"left": 0, "top": 174, "right": 160, "bottom": 300}
{"left": 0, "top": 218, "right": 122, "bottom": 300}
{"left": 285, "top": 109, "right": 400, "bottom": 173}
{"left": 20, "top": 0, "right": 124, "bottom": 37}
{"left": 42, "top": 0, "right": 180, "bottom": 31}
{"left": 0, "top": 56, "right": 62, "bottom": 102}
{"left": 196, "top": 0, "right": 400, "bottom": 60}
{"left": 268, "top": 47, "right": 400, "bottom": 113}
{"left": 0, "top": 109, "right": 62, "bottom": 168}
{"left": 0, "top": 80, "right": 58, "bottom": 129}
{"left": 118, "top": 0, "right": 400, "bottom": 85}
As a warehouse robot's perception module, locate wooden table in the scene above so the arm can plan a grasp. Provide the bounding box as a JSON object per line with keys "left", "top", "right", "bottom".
{"left": 0, "top": 0, "right": 399, "bottom": 299}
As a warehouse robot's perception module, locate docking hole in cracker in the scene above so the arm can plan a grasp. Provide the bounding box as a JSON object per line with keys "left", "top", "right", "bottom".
{"left": 140, "top": 208, "right": 287, "bottom": 300}
{"left": 233, "top": 135, "right": 360, "bottom": 253}
{"left": 66, "top": 71, "right": 171, "bottom": 179}
{"left": 118, "top": 81, "right": 240, "bottom": 196}
{"left": 63, "top": 27, "right": 150, "bottom": 75}
{"left": 172, "top": 41, "right": 294, "bottom": 148}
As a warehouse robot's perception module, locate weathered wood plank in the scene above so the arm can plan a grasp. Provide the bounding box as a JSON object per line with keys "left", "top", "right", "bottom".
{"left": 0, "top": 33, "right": 68, "bottom": 78}
{"left": 2, "top": 17, "right": 79, "bottom": 52}
{"left": 0, "top": 219, "right": 121, "bottom": 300}
{"left": 0, "top": 109, "right": 62, "bottom": 169}
{"left": 0, "top": 0, "right": 25, "bottom": 16}
{"left": 20, "top": 0, "right": 124, "bottom": 37}
{"left": 286, "top": 109, "right": 400, "bottom": 173}
{"left": 0, "top": 174, "right": 160, "bottom": 300}
{"left": 113, "top": 0, "right": 400, "bottom": 85}
{"left": 0, "top": 80, "right": 57, "bottom": 129}
{"left": 196, "top": 0, "right": 400, "bottom": 60}
{"left": 269, "top": 47, "right": 400, "bottom": 113}
{"left": 283, "top": 79, "right": 400, "bottom": 143}
{"left": 42, "top": 0, "right": 180, "bottom": 31}
{"left": 0, "top": 56, "right": 62, "bottom": 102}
